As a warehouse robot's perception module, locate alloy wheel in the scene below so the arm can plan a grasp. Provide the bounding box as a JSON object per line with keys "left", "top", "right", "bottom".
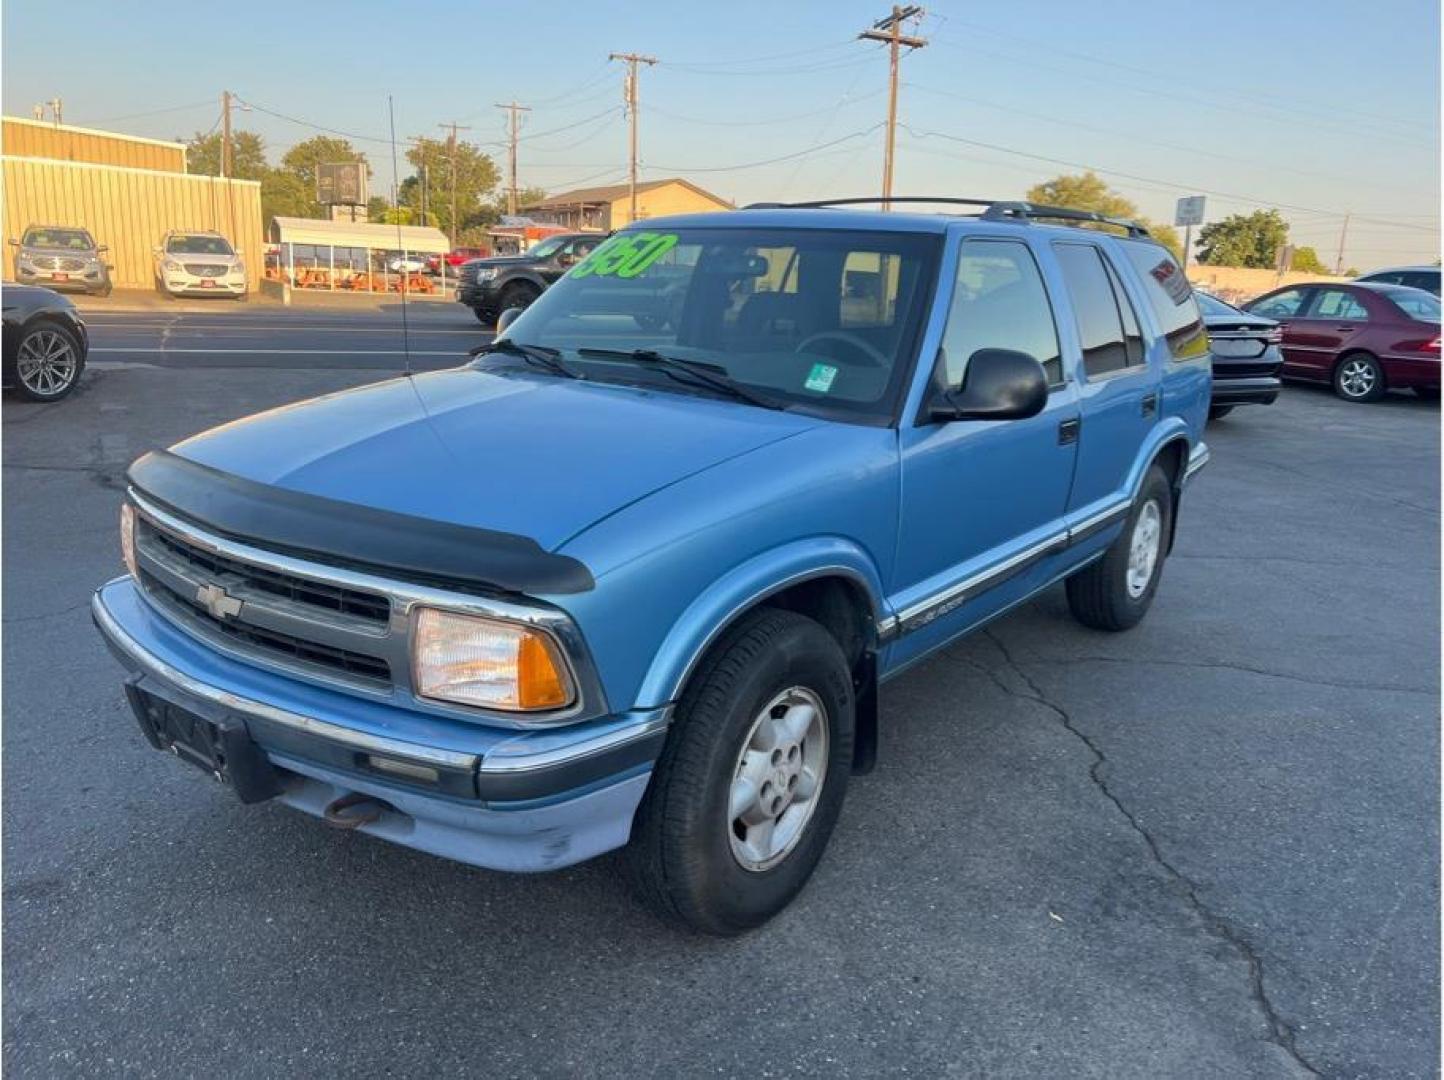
{"left": 1126, "top": 500, "right": 1162, "bottom": 599}
{"left": 1338, "top": 357, "right": 1377, "bottom": 399}
{"left": 15, "top": 329, "right": 78, "bottom": 398}
{"left": 728, "top": 687, "right": 829, "bottom": 872}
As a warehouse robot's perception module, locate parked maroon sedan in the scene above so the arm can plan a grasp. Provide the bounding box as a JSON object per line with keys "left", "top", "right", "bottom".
{"left": 1245, "top": 282, "right": 1440, "bottom": 402}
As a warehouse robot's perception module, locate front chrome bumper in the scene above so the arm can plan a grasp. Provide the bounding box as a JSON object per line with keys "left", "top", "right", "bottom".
{"left": 92, "top": 578, "right": 667, "bottom": 870}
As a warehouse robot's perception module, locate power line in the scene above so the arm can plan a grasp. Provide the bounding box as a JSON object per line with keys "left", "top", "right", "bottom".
{"left": 92, "top": 100, "right": 216, "bottom": 125}
{"left": 663, "top": 38, "right": 856, "bottom": 68}
{"left": 648, "top": 123, "right": 883, "bottom": 173}
{"left": 897, "top": 123, "right": 1438, "bottom": 233}
{"left": 517, "top": 106, "right": 622, "bottom": 144}
{"left": 648, "top": 91, "right": 885, "bottom": 128}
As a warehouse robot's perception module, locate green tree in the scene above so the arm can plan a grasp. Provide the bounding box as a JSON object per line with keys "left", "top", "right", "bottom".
{"left": 1196, "top": 209, "right": 1289, "bottom": 268}
{"left": 1024, "top": 172, "right": 1182, "bottom": 258}
{"left": 185, "top": 129, "right": 267, "bottom": 179}
{"left": 1290, "top": 246, "right": 1330, "bottom": 274}
{"left": 403, "top": 137, "right": 500, "bottom": 240}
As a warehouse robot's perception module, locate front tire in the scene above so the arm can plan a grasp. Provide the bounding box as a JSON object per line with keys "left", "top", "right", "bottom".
{"left": 1067, "top": 464, "right": 1173, "bottom": 632}
{"left": 6, "top": 320, "right": 85, "bottom": 402}
{"left": 496, "top": 282, "right": 540, "bottom": 317}
{"left": 624, "top": 608, "right": 854, "bottom": 935}
{"left": 1334, "top": 352, "right": 1386, "bottom": 402}
{"left": 472, "top": 306, "right": 496, "bottom": 326}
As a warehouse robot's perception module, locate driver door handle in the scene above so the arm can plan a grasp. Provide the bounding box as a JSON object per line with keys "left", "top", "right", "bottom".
{"left": 1058, "top": 417, "right": 1080, "bottom": 445}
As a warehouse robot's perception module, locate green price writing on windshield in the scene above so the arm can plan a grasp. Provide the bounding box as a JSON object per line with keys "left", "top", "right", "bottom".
{"left": 571, "top": 232, "right": 679, "bottom": 279}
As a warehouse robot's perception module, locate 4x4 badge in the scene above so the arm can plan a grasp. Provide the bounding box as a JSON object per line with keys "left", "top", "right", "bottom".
{"left": 195, "top": 583, "right": 242, "bottom": 621}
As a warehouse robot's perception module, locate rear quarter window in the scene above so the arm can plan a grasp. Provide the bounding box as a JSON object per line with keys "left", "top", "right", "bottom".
{"left": 1118, "top": 241, "right": 1208, "bottom": 361}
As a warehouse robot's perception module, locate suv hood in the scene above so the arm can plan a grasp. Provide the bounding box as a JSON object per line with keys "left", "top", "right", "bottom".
{"left": 465, "top": 255, "right": 535, "bottom": 269}
{"left": 168, "top": 367, "right": 819, "bottom": 554}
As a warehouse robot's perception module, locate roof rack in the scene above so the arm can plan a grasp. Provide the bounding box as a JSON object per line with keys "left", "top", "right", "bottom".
{"left": 741, "top": 196, "right": 1152, "bottom": 238}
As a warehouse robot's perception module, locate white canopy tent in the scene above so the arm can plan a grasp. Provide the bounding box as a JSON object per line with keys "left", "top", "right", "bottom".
{"left": 268, "top": 217, "right": 452, "bottom": 293}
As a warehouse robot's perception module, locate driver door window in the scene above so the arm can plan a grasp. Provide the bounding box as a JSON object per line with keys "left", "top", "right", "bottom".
{"left": 941, "top": 239, "right": 1062, "bottom": 386}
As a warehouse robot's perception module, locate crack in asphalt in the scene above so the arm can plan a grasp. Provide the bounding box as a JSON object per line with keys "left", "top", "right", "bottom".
{"left": 1035, "top": 654, "right": 1435, "bottom": 697}
{"left": 2, "top": 599, "right": 90, "bottom": 626}
{"left": 978, "top": 627, "right": 1323, "bottom": 1077}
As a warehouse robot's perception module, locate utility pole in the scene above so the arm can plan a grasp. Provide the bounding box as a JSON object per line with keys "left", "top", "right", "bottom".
{"left": 1335, "top": 211, "right": 1351, "bottom": 275}
{"left": 438, "top": 120, "right": 472, "bottom": 247}
{"left": 48, "top": 97, "right": 63, "bottom": 126}
{"left": 220, "top": 90, "right": 232, "bottom": 178}
{"left": 859, "top": 6, "right": 926, "bottom": 209}
{"left": 609, "top": 52, "right": 657, "bottom": 226}
{"left": 495, "top": 101, "right": 531, "bottom": 217}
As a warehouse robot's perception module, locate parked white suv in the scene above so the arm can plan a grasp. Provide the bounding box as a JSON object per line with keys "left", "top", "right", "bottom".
{"left": 153, "top": 232, "right": 247, "bottom": 300}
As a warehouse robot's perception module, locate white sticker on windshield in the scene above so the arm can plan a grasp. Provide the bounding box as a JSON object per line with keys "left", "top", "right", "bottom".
{"left": 805, "top": 363, "right": 838, "bottom": 393}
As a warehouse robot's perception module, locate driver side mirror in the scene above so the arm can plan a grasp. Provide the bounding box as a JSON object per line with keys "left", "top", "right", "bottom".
{"left": 7, "top": 239, "right": 17, "bottom": 247}
{"left": 495, "top": 307, "right": 525, "bottom": 336}
{"left": 557, "top": 252, "right": 578, "bottom": 267}
{"left": 96, "top": 245, "right": 109, "bottom": 253}
{"left": 927, "top": 348, "right": 1048, "bottom": 423}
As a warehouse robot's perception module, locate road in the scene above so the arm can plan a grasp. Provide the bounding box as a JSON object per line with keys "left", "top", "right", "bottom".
{"left": 81, "top": 300, "right": 491, "bottom": 370}
{"left": 3, "top": 307, "right": 1438, "bottom": 1077}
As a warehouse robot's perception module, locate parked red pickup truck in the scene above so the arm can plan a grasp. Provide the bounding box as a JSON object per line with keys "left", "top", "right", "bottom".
{"left": 428, "top": 247, "right": 489, "bottom": 273}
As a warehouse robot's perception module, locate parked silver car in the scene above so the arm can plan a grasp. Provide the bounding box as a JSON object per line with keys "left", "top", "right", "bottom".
{"left": 153, "top": 231, "right": 247, "bottom": 300}
{"left": 9, "top": 225, "right": 112, "bottom": 296}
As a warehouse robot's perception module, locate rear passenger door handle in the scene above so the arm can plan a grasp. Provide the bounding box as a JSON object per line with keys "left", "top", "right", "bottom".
{"left": 1336, "top": 326, "right": 1356, "bottom": 332}
{"left": 1141, "top": 392, "right": 1158, "bottom": 418}
{"left": 1058, "top": 417, "right": 1080, "bottom": 445}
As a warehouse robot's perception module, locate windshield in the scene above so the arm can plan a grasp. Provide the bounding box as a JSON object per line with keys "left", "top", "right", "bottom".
{"left": 526, "top": 236, "right": 568, "bottom": 260}
{"left": 167, "top": 234, "right": 234, "bottom": 255}
{"left": 1194, "top": 292, "right": 1242, "bottom": 318}
{"left": 501, "top": 226, "right": 942, "bottom": 422}
{"left": 23, "top": 227, "right": 94, "bottom": 250}
{"left": 1387, "top": 288, "right": 1441, "bottom": 321}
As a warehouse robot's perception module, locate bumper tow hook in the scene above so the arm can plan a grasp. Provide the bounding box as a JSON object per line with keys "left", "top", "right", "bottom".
{"left": 322, "top": 792, "right": 390, "bottom": 830}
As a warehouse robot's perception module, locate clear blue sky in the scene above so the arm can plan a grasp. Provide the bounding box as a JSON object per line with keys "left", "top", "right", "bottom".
{"left": 4, "top": 0, "right": 1439, "bottom": 265}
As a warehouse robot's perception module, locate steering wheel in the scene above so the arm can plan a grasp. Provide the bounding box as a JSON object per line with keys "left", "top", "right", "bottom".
{"left": 794, "top": 330, "right": 889, "bottom": 368}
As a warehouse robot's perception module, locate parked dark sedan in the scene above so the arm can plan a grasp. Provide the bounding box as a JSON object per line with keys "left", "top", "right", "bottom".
{"left": 2, "top": 284, "right": 89, "bottom": 402}
{"left": 1195, "top": 291, "right": 1281, "bottom": 419}
{"left": 1245, "top": 282, "right": 1440, "bottom": 402}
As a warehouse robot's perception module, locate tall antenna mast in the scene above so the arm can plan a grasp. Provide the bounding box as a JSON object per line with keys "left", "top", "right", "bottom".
{"left": 388, "top": 96, "right": 413, "bottom": 378}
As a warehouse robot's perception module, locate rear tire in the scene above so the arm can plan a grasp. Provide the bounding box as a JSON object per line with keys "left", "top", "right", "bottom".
{"left": 1066, "top": 464, "right": 1173, "bottom": 632}
{"left": 623, "top": 608, "right": 854, "bottom": 935}
{"left": 1333, "top": 352, "right": 1386, "bottom": 402}
{"left": 1208, "top": 405, "right": 1234, "bottom": 421}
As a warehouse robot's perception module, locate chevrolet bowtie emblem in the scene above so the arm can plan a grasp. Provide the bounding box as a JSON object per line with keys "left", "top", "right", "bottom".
{"left": 195, "top": 582, "right": 243, "bottom": 621}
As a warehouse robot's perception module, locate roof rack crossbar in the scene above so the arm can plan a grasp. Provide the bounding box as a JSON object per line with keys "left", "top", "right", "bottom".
{"left": 741, "top": 196, "right": 1151, "bottom": 238}
{"left": 980, "top": 201, "right": 1150, "bottom": 238}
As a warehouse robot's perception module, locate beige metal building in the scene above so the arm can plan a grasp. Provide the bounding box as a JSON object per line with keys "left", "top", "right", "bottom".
{"left": 2, "top": 117, "right": 262, "bottom": 289}
{"left": 2, "top": 116, "right": 187, "bottom": 172}
{"left": 523, "top": 178, "right": 731, "bottom": 231}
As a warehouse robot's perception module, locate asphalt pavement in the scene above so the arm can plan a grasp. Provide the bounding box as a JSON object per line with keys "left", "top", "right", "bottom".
{"left": 3, "top": 307, "right": 1438, "bottom": 1077}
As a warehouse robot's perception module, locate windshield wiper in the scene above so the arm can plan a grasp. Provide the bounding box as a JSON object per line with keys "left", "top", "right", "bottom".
{"left": 575, "top": 347, "right": 786, "bottom": 410}
{"left": 471, "top": 339, "right": 580, "bottom": 379}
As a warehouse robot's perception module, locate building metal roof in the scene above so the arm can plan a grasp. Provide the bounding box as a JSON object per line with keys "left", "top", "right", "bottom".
{"left": 270, "top": 216, "right": 451, "bottom": 252}
{"left": 523, "top": 177, "right": 731, "bottom": 210}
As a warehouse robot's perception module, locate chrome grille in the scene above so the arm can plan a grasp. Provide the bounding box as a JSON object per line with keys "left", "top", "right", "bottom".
{"left": 183, "top": 263, "right": 229, "bottom": 277}
{"left": 134, "top": 514, "right": 394, "bottom": 690}
{"left": 30, "top": 255, "right": 86, "bottom": 270}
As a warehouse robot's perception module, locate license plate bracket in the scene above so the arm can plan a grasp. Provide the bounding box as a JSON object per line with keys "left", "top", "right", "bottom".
{"left": 201, "top": 278, "right": 216, "bottom": 287}
{"left": 52, "top": 273, "right": 69, "bottom": 282}
{"left": 124, "top": 676, "right": 284, "bottom": 803}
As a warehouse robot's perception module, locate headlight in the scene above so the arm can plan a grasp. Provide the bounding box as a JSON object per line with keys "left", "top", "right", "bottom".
{"left": 231, "top": 261, "right": 245, "bottom": 276}
{"left": 120, "top": 504, "right": 137, "bottom": 578}
{"left": 475, "top": 268, "right": 498, "bottom": 282}
{"left": 164, "top": 259, "right": 182, "bottom": 272}
{"left": 412, "top": 607, "right": 573, "bottom": 712}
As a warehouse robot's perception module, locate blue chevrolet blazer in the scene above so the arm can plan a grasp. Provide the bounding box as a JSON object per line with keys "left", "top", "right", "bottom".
{"left": 93, "top": 199, "right": 1211, "bottom": 934}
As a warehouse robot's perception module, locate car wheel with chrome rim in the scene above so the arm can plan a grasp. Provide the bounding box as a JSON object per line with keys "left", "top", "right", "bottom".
{"left": 1333, "top": 352, "right": 1386, "bottom": 402}
{"left": 7, "top": 320, "right": 84, "bottom": 402}
{"left": 624, "top": 607, "right": 854, "bottom": 934}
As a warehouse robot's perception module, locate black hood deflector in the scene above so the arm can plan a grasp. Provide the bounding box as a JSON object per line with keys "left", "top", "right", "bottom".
{"left": 128, "top": 450, "right": 594, "bottom": 596}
